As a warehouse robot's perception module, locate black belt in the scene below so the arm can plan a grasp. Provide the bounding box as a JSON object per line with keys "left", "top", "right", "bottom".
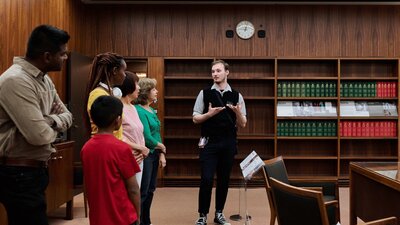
{"left": 0, "top": 157, "right": 48, "bottom": 168}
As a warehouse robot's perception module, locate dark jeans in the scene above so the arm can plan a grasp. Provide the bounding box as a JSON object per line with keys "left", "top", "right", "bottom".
{"left": 140, "top": 151, "right": 159, "bottom": 225}
{"left": 0, "top": 165, "right": 49, "bottom": 225}
{"left": 198, "top": 136, "right": 236, "bottom": 214}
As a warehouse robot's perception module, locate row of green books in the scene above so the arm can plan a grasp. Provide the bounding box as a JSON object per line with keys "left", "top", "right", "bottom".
{"left": 340, "top": 81, "right": 397, "bottom": 98}
{"left": 278, "top": 81, "right": 337, "bottom": 97}
{"left": 340, "top": 81, "right": 376, "bottom": 97}
{"left": 277, "top": 121, "right": 337, "bottom": 137}
{"left": 277, "top": 81, "right": 397, "bottom": 98}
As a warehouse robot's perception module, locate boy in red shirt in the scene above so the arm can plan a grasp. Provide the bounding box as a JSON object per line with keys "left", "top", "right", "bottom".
{"left": 82, "top": 95, "right": 141, "bottom": 225}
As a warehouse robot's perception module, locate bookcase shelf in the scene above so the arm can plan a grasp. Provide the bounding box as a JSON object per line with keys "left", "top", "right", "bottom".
{"left": 339, "top": 116, "right": 398, "bottom": 120}
{"left": 340, "top": 98, "right": 398, "bottom": 100}
{"left": 164, "top": 76, "right": 210, "bottom": 80}
{"left": 245, "top": 96, "right": 275, "bottom": 100}
{"left": 164, "top": 116, "right": 193, "bottom": 120}
{"left": 277, "top": 117, "right": 338, "bottom": 120}
{"left": 237, "top": 135, "right": 275, "bottom": 140}
{"left": 278, "top": 77, "right": 338, "bottom": 80}
{"left": 278, "top": 97, "right": 338, "bottom": 100}
{"left": 164, "top": 135, "right": 198, "bottom": 139}
{"left": 340, "top": 156, "right": 397, "bottom": 160}
{"left": 340, "top": 77, "right": 398, "bottom": 80}
{"left": 340, "top": 137, "right": 398, "bottom": 140}
{"left": 283, "top": 156, "right": 338, "bottom": 160}
{"left": 164, "top": 96, "right": 196, "bottom": 100}
{"left": 161, "top": 57, "right": 399, "bottom": 187}
{"left": 277, "top": 137, "right": 338, "bottom": 140}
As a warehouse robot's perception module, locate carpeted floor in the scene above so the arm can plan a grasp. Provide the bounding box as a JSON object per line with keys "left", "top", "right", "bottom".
{"left": 48, "top": 187, "right": 352, "bottom": 225}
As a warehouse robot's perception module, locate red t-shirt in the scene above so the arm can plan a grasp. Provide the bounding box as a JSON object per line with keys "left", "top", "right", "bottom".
{"left": 81, "top": 134, "right": 140, "bottom": 225}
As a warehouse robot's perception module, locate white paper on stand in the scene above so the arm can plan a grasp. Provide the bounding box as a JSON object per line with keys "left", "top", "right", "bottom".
{"left": 240, "top": 151, "right": 264, "bottom": 180}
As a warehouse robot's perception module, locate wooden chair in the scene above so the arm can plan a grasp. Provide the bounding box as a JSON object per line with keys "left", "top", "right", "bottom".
{"left": 270, "top": 177, "right": 397, "bottom": 225}
{"left": 270, "top": 177, "right": 335, "bottom": 225}
{"left": 262, "top": 156, "right": 340, "bottom": 225}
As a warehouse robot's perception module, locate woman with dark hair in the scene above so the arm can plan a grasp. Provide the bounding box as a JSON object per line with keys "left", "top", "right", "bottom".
{"left": 135, "top": 78, "right": 166, "bottom": 225}
{"left": 84, "top": 52, "right": 126, "bottom": 139}
{"left": 119, "top": 71, "right": 149, "bottom": 187}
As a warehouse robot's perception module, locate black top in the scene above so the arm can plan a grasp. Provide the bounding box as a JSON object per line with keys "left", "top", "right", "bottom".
{"left": 201, "top": 87, "right": 239, "bottom": 138}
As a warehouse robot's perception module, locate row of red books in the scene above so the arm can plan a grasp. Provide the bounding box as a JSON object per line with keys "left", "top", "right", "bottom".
{"left": 377, "top": 82, "right": 397, "bottom": 98}
{"left": 340, "top": 121, "right": 397, "bottom": 137}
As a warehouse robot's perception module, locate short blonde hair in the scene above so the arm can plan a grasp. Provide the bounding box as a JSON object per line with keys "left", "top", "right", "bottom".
{"left": 135, "top": 78, "right": 157, "bottom": 105}
{"left": 212, "top": 59, "right": 229, "bottom": 71}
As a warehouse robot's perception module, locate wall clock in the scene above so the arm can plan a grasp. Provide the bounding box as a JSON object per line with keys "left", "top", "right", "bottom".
{"left": 235, "top": 20, "right": 255, "bottom": 40}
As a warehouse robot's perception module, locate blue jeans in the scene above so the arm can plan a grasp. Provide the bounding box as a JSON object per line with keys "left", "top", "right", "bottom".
{"left": 140, "top": 151, "right": 159, "bottom": 225}
{"left": 0, "top": 165, "right": 49, "bottom": 225}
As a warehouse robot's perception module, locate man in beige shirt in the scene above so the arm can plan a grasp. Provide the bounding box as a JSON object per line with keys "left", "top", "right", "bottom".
{"left": 0, "top": 25, "right": 72, "bottom": 225}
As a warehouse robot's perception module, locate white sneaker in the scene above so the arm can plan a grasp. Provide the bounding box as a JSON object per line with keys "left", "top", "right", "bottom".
{"left": 195, "top": 216, "right": 207, "bottom": 225}
{"left": 214, "top": 212, "right": 231, "bottom": 225}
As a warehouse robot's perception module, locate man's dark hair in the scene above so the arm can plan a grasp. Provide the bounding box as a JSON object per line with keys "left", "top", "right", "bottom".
{"left": 90, "top": 96, "right": 123, "bottom": 129}
{"left": 26, "top": 24, "right": 70, "bottom": 59}
{"left": 119, "top": 71, "right": 140, "bottom": 97}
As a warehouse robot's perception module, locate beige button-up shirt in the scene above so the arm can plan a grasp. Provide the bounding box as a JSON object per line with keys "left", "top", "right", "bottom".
{"left": 0, "top": 57, "right": 73, "bottom": 161}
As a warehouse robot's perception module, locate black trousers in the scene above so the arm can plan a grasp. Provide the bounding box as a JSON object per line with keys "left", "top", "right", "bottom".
{"left": 0, "top": 165, "right": 49, "bottom": 225}
{"left": 198, "top": 136, "right": 236, "bottom": 214}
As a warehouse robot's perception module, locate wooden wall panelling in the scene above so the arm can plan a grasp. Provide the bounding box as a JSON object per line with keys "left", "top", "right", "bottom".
{"left": 272, "top": 6, "right": 341, "bottom": 56}
{"left": 157, "top": 8, "right": 174, "bottom": 56}
{"left": 54, "top": 3, "right": 400, "bottom": 58}
{"left": 144, "top": 8, "right": 161, "bottom": 56}
{"left": 87, "top": 5, "right": 400, "bottom": 57}
{"left": 127, "top": 7, "right": 147, "bottom": 56}
{"left": 187, "top": 9, "right": 205, "bottom": 56}
{"left": 0, "top": 0, "right": 5, "bottom": 72}
{"left": 3, "top": 2, "right": 400, "bottom": 73}
{"left": 147, "top": 57, "right": 165, "bottom": 133}
{"left": 219, "top": 6, "right": 238, "bottom": 57}
{"left": 339, "top": 6, "right": 397, "bottom": 57}
{"left": 113, "top": 7, "right": 131, "bottom": 55}
{"left": 0, "top": 0, "right": 85, "bottom": 101}
{"left": 96, "top": 7, "right": 114, "bottom": 53}
{"left": 147, "top": 57, "right": 165, "bottom": 185}
{"left": 251, "top": 7, "right": 276, "bottom": 57}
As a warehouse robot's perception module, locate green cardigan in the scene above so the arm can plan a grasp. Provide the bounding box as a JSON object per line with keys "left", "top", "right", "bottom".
{"left": 135, "top": 105, "right": 161, "bottom": 153}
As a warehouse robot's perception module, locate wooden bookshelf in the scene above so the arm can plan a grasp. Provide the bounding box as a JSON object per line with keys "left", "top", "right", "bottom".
{"left": 161, "top": 57, "right": 399, "bottom": 187}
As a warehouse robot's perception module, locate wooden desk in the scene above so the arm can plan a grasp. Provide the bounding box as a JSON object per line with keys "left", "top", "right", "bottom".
{"left": 46, "top": 141, "right": 74, "bottom": 219}
{"left": 350, "top": 162, "right": 400, "bottom": 225}
{"left": 0, "top": 141, "right": 74, "bottom": 225}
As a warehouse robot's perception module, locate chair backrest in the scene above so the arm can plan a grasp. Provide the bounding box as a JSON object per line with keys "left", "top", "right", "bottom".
{"left": 262, "top": 156, "right": 291, "bottom": 225}
{"left": 263, "top": 156, "right": 290, "bottom": 189}
{"left": 269, "top": 177, "right": 330, "bottom": 225}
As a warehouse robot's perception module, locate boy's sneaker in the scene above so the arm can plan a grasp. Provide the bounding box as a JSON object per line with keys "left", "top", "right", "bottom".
{"left": 195, "top": 216, "right": 207, "bottom": 225}
{"left": 214, "top": 212, "right": 231, "bottom": 225}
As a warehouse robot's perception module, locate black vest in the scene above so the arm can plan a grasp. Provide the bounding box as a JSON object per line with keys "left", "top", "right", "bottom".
{"left": 201, "top": 87, "right": 239, "bottom": 137}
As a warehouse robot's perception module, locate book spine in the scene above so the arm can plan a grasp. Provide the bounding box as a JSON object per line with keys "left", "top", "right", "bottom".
{"left": 277, "top": 82, "right": 282, "bottom": 97}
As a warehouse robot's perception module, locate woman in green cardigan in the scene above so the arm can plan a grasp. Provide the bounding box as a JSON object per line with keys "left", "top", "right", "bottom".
{"left": 135, "top": 78, "right": 166, "bottom": 225}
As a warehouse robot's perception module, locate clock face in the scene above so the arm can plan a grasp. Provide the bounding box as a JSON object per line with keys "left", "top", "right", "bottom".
{"left": 236, "top": 21, "right": 255, "bottom": 40}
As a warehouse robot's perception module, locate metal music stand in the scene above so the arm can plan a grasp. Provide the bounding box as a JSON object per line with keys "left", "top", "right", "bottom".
{"left": 243, "top": 178, "right": 252, "bottom": 225}
{"left": 238, "top": 150, "right": 264, "bottom": 225}
{"left": 229, "top": 181, "right": 243, "bottom": 221}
